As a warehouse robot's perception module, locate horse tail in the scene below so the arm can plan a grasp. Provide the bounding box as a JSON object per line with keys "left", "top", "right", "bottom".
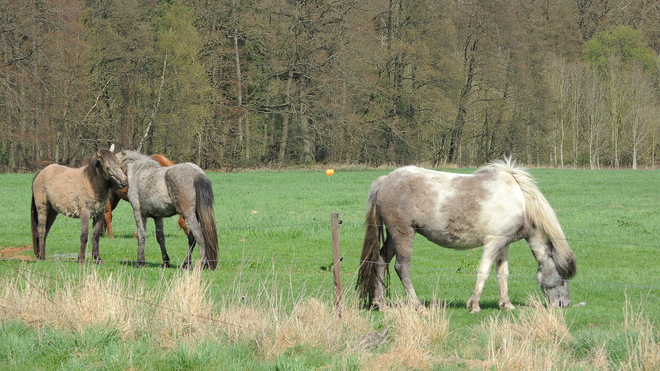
{"left": 493, "top": 159, "right": 576, "bottom": 279}
{"left": 31, "top": 193, "right": 40, "bottom": 257}
{"left": 357, "top": 175, "right": 387, "bottom": 307}
{"left": 194, "top": 175, "right": 218, "bottom": 270}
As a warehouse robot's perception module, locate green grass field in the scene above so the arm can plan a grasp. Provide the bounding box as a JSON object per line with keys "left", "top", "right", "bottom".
{"left": 0, "top": 166, "right": 659, "bottom": 369}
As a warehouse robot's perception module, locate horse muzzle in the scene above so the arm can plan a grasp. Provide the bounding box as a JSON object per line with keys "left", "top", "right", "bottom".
{"left": 544, "top": 280, "right": 570, "bottom": 308}
{"left": 111, "top": 176, "right": 129, "bottom": 191}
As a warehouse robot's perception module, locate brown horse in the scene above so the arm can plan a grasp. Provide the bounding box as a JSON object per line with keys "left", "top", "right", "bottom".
{"left": 357, "top": 159, "right": 576, "bottom": 314}
{"left": 31, "top": 145, "right": 128, "bottom": 263}
{"left": 104, "top": 154, "right": 189, "bottom": 238}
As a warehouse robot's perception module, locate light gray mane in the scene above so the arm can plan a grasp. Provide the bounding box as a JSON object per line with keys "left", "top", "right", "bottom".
{"left": 120, "top": 150, "right": 161, "bottom": 174}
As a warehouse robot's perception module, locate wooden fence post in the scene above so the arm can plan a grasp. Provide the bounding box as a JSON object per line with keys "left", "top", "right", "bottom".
{"left": 331, "top": 212, "right": 341, "bottom": 315}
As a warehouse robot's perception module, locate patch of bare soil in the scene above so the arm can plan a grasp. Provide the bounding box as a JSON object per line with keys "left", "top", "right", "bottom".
{"left": 0, "top": 245, "right": 35, "bottom": 260}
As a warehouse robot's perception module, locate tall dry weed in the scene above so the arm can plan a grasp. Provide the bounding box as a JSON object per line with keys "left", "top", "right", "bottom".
{"left": 621, "top": 295, "right": 660, "bottom": 371}
{"left": 153, "top": 267, "right": 216, "bottom": 344}
{"left": 4, "top": 265, "right": 650, "bottom": 370}
{"left": 55, "top": 269, "right": 145, "bottom": 336}
{"left": 260, "top": 298, "right": 372, "bottom": 359}
{"left": 482, "top": 295, "right": 572, "bottom": 371}
{"left": 361, "top": 301, "right": 450, "bottom": 371}
{"left": 0, "top": 266, "right": 145, "bottom": 336}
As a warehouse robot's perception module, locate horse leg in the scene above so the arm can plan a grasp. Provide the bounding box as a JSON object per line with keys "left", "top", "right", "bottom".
{"left": 104, "top": 201, "right": 114, "bottom": 238}
{"left": 39, "top": 207, "right": 58, "bottom": 260}
{"left": 78, "top": 214, "right": 90, "bottom": 264}
{"left": 372, "top": 232, "right": 396, "bottom": 311}
{"left": 467, "top": 237, "right": 508, "bottom": 314}
{"left": 181, "top": 217, "right": 205, "bottom": 269}
{"left": 154, "top": 217, "right": 170, "bottom": 268}
{"left": 389, "top": 226, "right": 425, "bottom": 311}
{"left": 133, "top": 212, "right": 148, "bottom": 267}
{"left": 35, "top": 205, "right": 52, "bottom": 260}
{"left": 495, "top": 244, "right": 515, "bottom": 310}
{"left": 91, "top": 215, "right": 105, "bottom": 265}
{"left": 104, "top": 192, "right": 120, "bottom": 238}
{"left": 178, "top": 216, "right": 190, "bottom": 235}
{"left": 185, "top": 232, "right": 197, "bottom": 268}
{"left": 187, "top": 232, "right": 197, "bottom": 251}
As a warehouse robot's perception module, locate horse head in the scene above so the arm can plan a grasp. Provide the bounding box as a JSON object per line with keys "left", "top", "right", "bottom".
{"left": 96, "top": 146, "right": 128, "bottom": 191}
{"left": 537, "top": 258, "right": 571, "bottom": 308}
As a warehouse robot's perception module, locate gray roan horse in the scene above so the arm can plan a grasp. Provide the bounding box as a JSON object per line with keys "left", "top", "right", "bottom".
{"left": 357, "top": 159, "right": 576, "bottom": 314}
{"left": 116, "top": 150, "right": 218, "bottom": 269}
{"left": 31, "top": 145, "right": 128, "bottom": 263}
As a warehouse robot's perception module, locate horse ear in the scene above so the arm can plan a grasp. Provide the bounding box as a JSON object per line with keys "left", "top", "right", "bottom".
{"left": 96, "top": 152, "right": 103, "bottom": 162}
{"left": 109, "top": 144, "right": 115, "bottom": 153}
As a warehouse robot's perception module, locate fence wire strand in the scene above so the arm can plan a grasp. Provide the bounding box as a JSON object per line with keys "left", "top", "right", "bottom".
{"left": 2, "top": 219, "right": 659, "bottom": 295}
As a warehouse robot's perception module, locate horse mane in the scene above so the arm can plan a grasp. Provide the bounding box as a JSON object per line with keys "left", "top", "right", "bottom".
{"left": 120, "top": 150, "right": 161, "bottom": 174}
{"left": 83, "top": 149, "right": 116, "bottom": 182}
{"left": 479, "top": 157, "right": 521, "bottom": 174}
{"left": 485, "top": 157, "right": 576, "bottom": 279}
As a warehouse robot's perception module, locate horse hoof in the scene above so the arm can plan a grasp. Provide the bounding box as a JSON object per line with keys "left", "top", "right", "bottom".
{"left": 469, "top": 308, "right": 481, "bottom": 314}
{"left": 161, "top": 262, "right": 170, "bottom": 268}
{"left": 501, "top": 303, "right": 516, "bottom": 311}
{"left": 96, "top": 259, "right": 104, "bottom": 265}
{"left": 417, "top": 308, "right": 430, "bottom": 316}
{"left": 134, "top": 261, "right": 145, "bottom": 268}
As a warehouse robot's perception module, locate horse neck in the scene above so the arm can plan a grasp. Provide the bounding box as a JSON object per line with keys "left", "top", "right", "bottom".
{"left": 125, "top": 160, "right": 157, "bottom": 182}
{"left": 527, "top": 230, "right": 553, "bottom": 265}
{"left": 83, "top": 164, "right": 111, "bottom": 198}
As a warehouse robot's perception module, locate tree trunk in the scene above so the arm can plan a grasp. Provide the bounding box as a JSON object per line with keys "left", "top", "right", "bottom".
{"left": 278, "top": 69, "right": 294, "bottom": 164}
{"left": 449, "top": 38, "right": 477, "bottom": 164}
{"left": 300, "top": 102, "right": 313, "bottom": 162}
{"left": 233, "top": 0, "right": 244, "bottom": 149}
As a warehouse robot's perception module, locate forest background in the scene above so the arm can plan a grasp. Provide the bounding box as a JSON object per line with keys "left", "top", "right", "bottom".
{"left": 2, "top": 0, "right": 660, "bottom": 172}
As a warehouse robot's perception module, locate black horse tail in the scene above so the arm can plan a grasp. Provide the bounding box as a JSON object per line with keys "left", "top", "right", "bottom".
{"left": 31, "top": 193, "right": 40, "bottom": 258}
{"left": 194, "top": 175, "right": 218, "bottom": 270}
{"left": 356, "top": 176, "right": 387, "bottom": 308}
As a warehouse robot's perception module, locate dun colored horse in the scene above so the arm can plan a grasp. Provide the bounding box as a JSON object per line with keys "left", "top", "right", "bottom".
{"left": 31, "top": 145, "right": 128, "bottom": 263}
{"left": 357, "top": 159, "right": 576, "bottom": 314}
{"left": 117, "top": 150, "right": 218, "bottom": 269}
{"left": 104, "top": 154, "right": 189, "bottom": 238}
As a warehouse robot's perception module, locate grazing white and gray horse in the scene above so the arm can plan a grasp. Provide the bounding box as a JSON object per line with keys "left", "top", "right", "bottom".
{"left": 357, "top": 159, "right": 576, "bottom": 314}
{"left": 116, "top": 150, "right": 218, "bottom": 269}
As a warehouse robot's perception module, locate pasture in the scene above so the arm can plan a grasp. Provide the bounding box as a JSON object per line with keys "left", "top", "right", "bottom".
{"left": 0, "top": 166, "right": 659, "bottom": 369}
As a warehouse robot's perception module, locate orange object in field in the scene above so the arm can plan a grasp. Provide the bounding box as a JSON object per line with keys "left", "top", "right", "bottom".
{"left": 326, "top": 169, "right": 335, "bottom": 176}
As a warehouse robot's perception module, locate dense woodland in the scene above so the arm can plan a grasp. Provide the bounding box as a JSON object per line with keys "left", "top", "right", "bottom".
{"left": 1, "top": 0, "right": 660, "bottom": 171}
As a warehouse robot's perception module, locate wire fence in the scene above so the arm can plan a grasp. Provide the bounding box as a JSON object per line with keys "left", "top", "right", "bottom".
{"left": 0, "top": 223, "right": 658, "bottom": 340}
{"left": 2, "top": 218, "right": 659, "bottom": 295}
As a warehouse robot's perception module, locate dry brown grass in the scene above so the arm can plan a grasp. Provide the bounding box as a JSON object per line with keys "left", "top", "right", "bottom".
{"left": 0, "top": 268, "right": 146, "bottom": 335}
{"left": 1, "top": 267, "right": 659, "bottom": 370}
{"left": 480, "top": 295, "right": 572, "bottom": 371}
{"left": 359, "top": 300, "right": 449, "bottom": 371}
{"left": 154, "top": 267, "right": 216, "bottom": 345}
{"left": 620, "top": 295, "right": 660, "bottom": 371}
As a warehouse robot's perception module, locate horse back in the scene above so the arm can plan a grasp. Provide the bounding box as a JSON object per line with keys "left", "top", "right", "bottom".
{"left": 163, "top": 164, "right": 207, "bottom": 212}
{"left": 33, "top": 164, "right": 110, "bottom": 218}
{"left": 376, "top": 166, "right": 526, "bottom": 249}
{"left": 129, "top": 166, "right": 176, "bottom": 217}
